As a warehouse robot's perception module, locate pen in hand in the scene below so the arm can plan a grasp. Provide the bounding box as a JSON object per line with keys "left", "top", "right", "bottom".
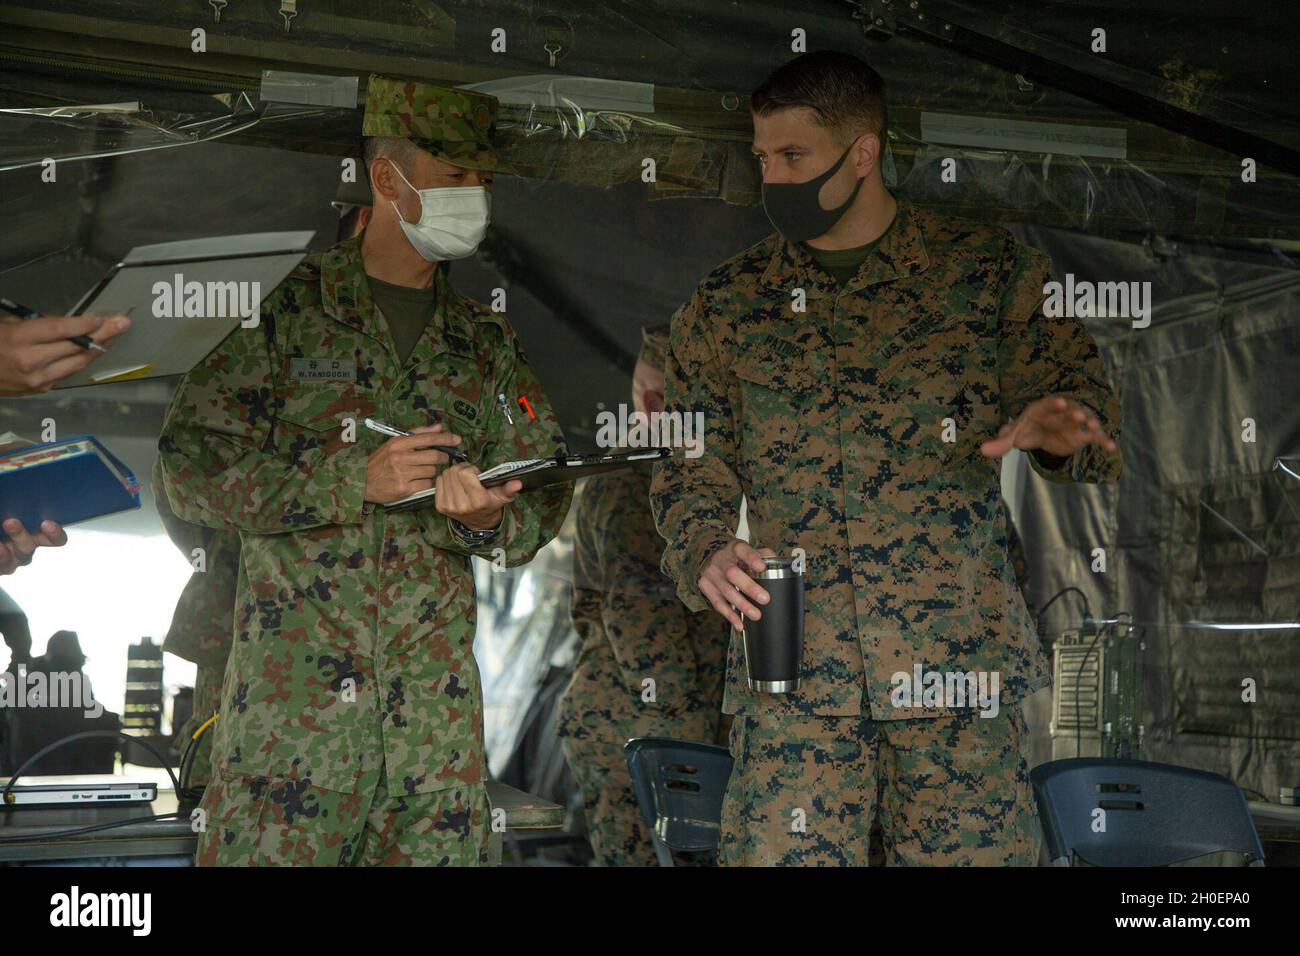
{"left": 0, "top": 297, "right": 110, "bottom": 353}
{"left": 362, "top": 417, "right": 468, "bottom": 463}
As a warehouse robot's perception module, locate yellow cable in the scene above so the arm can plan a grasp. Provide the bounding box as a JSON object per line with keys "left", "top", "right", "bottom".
{"left": 191, "top": 712, "right": 219, "bottom": 741}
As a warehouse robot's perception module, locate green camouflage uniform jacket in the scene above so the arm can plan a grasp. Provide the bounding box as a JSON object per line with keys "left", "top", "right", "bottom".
{"left": 151, "top": 457, "right": 240, "bottom": 671}
{"left": 650, "top": 198, "right": 1122, "bottom": 720}
{"left": 158, "top": 234, "right": 571, "bottom": 796}
{"left": 556, "top": 464, "right": 728, "bottom": 749}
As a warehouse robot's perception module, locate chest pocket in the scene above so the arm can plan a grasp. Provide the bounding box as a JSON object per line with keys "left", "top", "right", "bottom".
{"left": 876, "top": 314, "right": 1001, "bottom": 473}
{"left": 274, "top": 363, "right": 371, "bottom": 458}
{"left": 732, "top": 342, "right": 818, "bottom": 482}
{"left": 399, "top": 350, "right": 492, "bottom": 462}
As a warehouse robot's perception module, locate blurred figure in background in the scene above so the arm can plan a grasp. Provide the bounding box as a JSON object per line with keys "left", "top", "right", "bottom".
{"left": 556, "top": 325, "right": 730, "bottom": 866}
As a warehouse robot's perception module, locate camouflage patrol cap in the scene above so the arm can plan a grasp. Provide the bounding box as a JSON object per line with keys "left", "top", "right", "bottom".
{"left": 362, "top": 74, "right": 515, "bottom": 174}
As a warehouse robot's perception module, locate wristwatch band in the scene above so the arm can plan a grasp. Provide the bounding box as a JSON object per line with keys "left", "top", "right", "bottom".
{"left": 450, "top": 518, "right": 500, "bottom": 544}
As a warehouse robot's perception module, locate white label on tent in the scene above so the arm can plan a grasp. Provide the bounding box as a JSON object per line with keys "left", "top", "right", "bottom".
{"left": 920, "top": 111, "right": 1127, "bottom": 159}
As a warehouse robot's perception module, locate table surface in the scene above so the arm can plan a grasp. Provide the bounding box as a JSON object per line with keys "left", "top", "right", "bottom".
{"left": 0, "top": 779, "right": 563, "bottom": 863}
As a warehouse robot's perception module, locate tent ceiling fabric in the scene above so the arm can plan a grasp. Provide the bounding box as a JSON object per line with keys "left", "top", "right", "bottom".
{"left": 0, "top": 1, "right": 1296, "bottom": 226}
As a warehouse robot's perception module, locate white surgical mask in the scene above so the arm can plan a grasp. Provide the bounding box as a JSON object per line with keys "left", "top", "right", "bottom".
{"left": 389, "top": 162, "right": 491, "bottom": 261}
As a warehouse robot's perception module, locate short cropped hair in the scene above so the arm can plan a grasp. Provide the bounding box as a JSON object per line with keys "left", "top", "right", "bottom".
{"left": 751, "top": 50, "right": 889, "bottom": 147}
{"left": 362, "top": 136, "right": 424, "bottom": 176}
{"left": 638, "top": 323, "right": 670, "bottom": 372}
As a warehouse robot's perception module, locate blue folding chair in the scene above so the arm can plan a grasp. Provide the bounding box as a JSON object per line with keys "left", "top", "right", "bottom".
{"left": 624, "top": 737, "right": 733, "bottom": 867}
{"left": 1031, "top": 758, "right": 1266, "bottom": 866}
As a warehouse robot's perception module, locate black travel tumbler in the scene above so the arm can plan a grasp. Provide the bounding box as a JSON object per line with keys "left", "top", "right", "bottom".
{"left": 741, "top": 556, "right": 804, "bottom": 693}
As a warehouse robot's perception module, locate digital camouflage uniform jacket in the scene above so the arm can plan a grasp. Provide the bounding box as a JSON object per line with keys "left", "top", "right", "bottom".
{"left": 158, "top": 234, "right": 571, "bottom": 796}
{"left": 650, "top": 198, "right": 1122, "bottom": 720}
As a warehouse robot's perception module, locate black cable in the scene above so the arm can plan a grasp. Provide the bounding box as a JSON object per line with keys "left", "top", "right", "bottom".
{"left": 2, "top": 730, "right": 181, "bottom": 806}
{"left": 178, "top": 732, "right": 200, "bottom": 798}
{"left": 177, "top": 714, "right": 218, "bottom": 802}
{"left": 1038, "top": 586, "right": 1092, "bottom": 624}
{"left": 0, "top": 811, "right": 184, "bottom": 844}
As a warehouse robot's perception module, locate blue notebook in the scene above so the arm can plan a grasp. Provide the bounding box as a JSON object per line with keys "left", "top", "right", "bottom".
{"left": 0, "top": 435, "right": 141, "bottom": 533}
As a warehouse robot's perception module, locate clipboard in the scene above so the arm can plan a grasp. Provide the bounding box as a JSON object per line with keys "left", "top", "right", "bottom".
{"left": 56, "top": 231, "right": 314, "bottom": 388}
{"left": 386, "top": 448, "right": 672, "bottom": 512}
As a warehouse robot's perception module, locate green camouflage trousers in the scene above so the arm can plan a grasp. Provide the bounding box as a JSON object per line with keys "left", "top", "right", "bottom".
{"left": 195, "top": 769, "right": 490, "bottom": 867}
{"left": 721, "top": 704, "right": 1040, "bottom": 866}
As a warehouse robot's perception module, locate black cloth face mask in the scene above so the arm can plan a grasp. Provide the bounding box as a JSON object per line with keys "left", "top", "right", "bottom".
{"left": 761, "top": 140, "right": 865, "bottom": 243}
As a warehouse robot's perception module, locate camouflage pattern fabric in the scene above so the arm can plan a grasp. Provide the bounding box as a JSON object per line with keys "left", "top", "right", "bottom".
{"left": 151, "top": 456, "right": 240, "bottom": 789}
{"left": 721, "top": 704, "right": 1039, "bottom": 866}
{"left": 362, "top": 74, "right": 515, "bottom": 175}
{"left": 650, "top": 197, "right": 1122, "bottom": 722}
{"left": 151, "top": 457, "right": 240, "bottom": 671}
{"left": 158, "top": 233, "right": 570, "bottom": 865}
{"left": 196, "top": 768, "right": 489, "bottom": 867}
{"left": 556, "top": 465, "right": 729, "bottom": 865}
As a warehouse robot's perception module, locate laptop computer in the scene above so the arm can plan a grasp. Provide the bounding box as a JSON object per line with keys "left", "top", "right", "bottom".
{"left": 2, "top": 775, "right": 158, "bottom": 808}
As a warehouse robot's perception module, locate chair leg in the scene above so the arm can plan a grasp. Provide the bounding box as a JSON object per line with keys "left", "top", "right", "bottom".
{"left": 651, "top": 833, "right": 675, "bottom": 868}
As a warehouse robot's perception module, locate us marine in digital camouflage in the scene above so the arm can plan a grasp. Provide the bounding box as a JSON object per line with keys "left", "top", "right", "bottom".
{"left": 556, "top": 325, "right": 729, "bottom": 866}
{"left": 158, "top": 75, "right": 571, "bottom": 866}
{"left": 650, "top": 52, "right": 1123, "bottom": 866}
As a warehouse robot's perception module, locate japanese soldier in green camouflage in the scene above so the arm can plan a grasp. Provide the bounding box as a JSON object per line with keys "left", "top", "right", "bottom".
{"left": 158, "top": 75, "right": 571, "bottom": 866}
{"left": 154, "top": 176, "right": 379, "bottom": 789}
{"left": 650, "top": 52, "right": 1123, "bottom": 866}
{"left": 556, "top": 325, "right": 729, "bottom": 866}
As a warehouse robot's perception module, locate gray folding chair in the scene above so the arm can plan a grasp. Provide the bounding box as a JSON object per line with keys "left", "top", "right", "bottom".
{"left": 1031, "top": 757, "right": 1266, "bottom": 866}
{"left": 624, "top": 737, "right": 733, "bottom": 867}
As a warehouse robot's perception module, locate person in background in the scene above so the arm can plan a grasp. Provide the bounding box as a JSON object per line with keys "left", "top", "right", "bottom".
{"left": 556, "top": 325, "right": 730, "bottom": 866}
{"left": 333, "top": 169, "right": 373, "bottom": 242}
{"left": 1, "top": 310, "right": 132, "bottom": 574}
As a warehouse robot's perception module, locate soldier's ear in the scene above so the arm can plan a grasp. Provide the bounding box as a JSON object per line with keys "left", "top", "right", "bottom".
{"left": 851, "top": 132, "right": 878, "bottom": 179}
{"left": 370, "top": 157, "right": 402, "bottom": 202}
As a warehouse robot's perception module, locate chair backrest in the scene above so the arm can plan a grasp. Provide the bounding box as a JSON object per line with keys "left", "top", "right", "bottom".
{"left": 625, "top": 737, "right": 733, "bottom": 853}
{"left": 1031, "top": 758, "right": 1266, "bottom": 866}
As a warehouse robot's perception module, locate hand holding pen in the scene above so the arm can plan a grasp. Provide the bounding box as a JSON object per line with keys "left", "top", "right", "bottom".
{"left": 361, "top": 418, "right": 468, "bottom": 504}
{"left": 0, "top": 298, "right": 131, "bottom": 396}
